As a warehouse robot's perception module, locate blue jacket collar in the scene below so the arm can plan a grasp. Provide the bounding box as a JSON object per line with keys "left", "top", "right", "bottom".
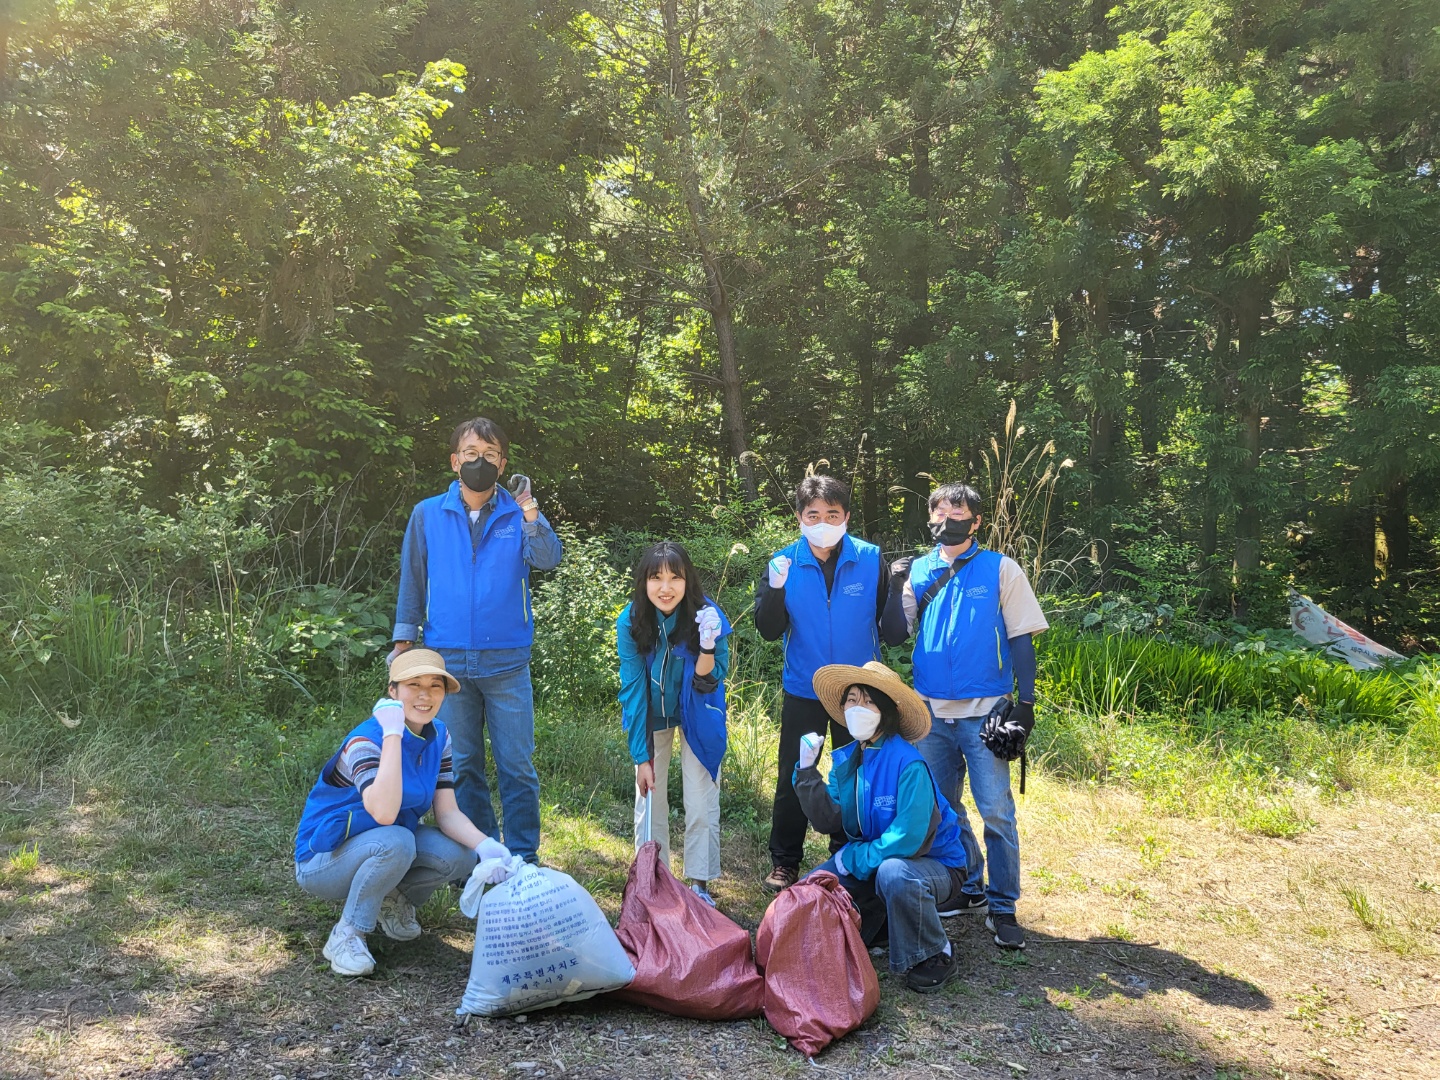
{"left": 794, "top": 531, "right": 858, "bottom": 571}
{"left": 403, "top": 720, "right": 439, "bottom": 744}
{"left": 440, "top": 480, "right": 519, "bottom": 521}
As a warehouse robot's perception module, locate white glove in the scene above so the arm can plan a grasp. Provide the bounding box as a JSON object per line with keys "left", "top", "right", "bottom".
{"left": 768, "top": 555, "right": 791, "bottom": 589}
{"left": 475, "top": 836, "right": 510, "bottom": 863}
{"left": 798, "top": 732, "right": 824, "bottom": 769}
{"left": 460, "top": 854, "right": 525, "bottom": 916}
{"left": 833, "top": 846, "right": 850, "bottom": 879}
{"left": 696, "top": 605, "right": 722, "bottom": 650}
{"left": 478, "top": 858, "right": 514, "bottom": 886}
{"left": 374, "top": 697, "right": 406, "bottom": 739}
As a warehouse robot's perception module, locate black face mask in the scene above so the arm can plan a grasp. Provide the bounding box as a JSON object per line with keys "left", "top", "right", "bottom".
{"left": 929, "top": 516, "right": 977, "bottom": 547}
{"left": 459, "top": 457, "right": 500, "bottom": 493}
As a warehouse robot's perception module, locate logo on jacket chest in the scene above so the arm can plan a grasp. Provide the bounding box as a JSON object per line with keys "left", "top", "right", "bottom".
{"left": 491, "top": 524, "right": 518, "bottom": 540}
{"left": 965, "top": 585, "right": 991, "bottom": 599}
{"left": 841, "top": 582, "right": 865, "bottom": 597}
{"left": 871, "top": 794, "right": 896, "bottom": 810}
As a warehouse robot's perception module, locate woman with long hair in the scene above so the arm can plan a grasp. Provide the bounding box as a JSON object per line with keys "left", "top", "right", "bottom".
{"left": 615, "top": 542, "right": 732, "bottom": 906}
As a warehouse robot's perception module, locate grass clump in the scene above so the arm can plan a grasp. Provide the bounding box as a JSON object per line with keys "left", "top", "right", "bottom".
{"left": 4, "top": 840, "right": 40, "bottom": 880}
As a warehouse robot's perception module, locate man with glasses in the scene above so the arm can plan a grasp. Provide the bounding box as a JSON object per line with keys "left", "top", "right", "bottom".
{"left": 754, "top": 475, "right": 887, "bottom": 892}
{"left": 881, "top": 483, "right": 1047, "bottom": 949}
{"left": 391, "top": 418, "right": 562, "bottom": 864}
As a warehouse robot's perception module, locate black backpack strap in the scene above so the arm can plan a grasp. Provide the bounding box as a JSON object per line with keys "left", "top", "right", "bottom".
{"left": 914, "top": 546, "right": 983, "bottom": 622}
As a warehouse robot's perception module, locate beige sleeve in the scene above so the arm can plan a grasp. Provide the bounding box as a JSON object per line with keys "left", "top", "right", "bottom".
{"left": 998, "top": 557, "right": 1048, "bottom": 637}
{"left": 901, "top": 577, "right": 918, "bottom": 633}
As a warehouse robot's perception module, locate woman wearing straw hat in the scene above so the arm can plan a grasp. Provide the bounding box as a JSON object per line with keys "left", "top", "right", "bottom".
{"left": 294, "top": 649, "right": 512, "bottom": 976}
{"left": 793, "top": 660, "right": 970, "bottom": 992}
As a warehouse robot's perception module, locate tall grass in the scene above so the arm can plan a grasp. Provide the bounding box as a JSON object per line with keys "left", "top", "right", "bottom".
{"left": 1041, "top": 626, "right": 1413, "bottom": 725}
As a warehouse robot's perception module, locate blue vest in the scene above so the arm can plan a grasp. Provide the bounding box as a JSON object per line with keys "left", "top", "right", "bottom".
{"left": 418, "top": 482, "right": 533, "bottom": 650}
{"left": 293, "top": 716, "right": 447, "bottom": 862}
{"left": 831, "top": 735, "right": 966, "bottom": 869}
{"left": 642, "top": 598, "right": 732, "bottom": 782}
{"left": 776, "top": 534, "right": 882, "bottom": 698}
{"left": 908, "top": 547, "right": 1013, "bottom": 700}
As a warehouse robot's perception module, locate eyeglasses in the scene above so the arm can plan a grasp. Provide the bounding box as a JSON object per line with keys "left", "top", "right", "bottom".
{"left": 459, "top": 448, "right": 503, "bottom": 465}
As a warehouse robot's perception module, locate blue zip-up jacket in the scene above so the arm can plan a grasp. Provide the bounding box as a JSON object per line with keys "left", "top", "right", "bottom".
{"left": 908, "top": 546, "right": 1013, "bottom": 700}
{"left": 293, "top": 715, "right": 447, "bottom": 862}
{"left": 794, "top": 733, "right": 966, "bottom": 880}
{"left": 616, "top": 599, "right": 732, "bottom": 779}
{"left": 771, "top": 535, "right": 882, "bottom": 698}
{"left": 392, "top": 482, "right": 563, "bottom": 651}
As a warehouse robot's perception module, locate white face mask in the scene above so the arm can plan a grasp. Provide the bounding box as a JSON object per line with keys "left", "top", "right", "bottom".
{"left": 800, "top": 520, "right": 847, "bottom": 549}
{"left": 844, "top": 704, "right": 881, "bottom": 742}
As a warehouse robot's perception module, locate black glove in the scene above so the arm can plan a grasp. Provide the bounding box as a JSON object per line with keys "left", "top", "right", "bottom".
{"left": 980, "top": 699, "right": 1035, "bottom": 761}
{"left": 888, "top": 556, "right": 914, "bottom": 591}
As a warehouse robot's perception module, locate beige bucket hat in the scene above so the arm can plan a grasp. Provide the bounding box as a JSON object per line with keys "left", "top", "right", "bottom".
{"left": 811, "top": 661, "right": 931, "bottom": 743}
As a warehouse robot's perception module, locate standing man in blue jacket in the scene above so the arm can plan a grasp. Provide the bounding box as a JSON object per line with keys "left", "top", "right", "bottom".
{"left": 391, "top": 418, "right": 563, "bottom": 864}
{"left": 754, "top": 475, "right": 887, "bottom": 892}
{"left": 881, "top": 482, "right": 1047, "bottom": 950}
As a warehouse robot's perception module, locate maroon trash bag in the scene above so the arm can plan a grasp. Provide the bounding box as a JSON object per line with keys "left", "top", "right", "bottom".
{"left": 755, "top": 871, "right": 880, "bottom": 1057}
{"left": 612, "top": 840, "right": 764, "bottom": 1020}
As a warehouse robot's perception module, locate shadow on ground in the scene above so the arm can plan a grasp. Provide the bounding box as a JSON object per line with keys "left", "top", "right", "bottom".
{"left": 1, "top": 779, "right": 1273, "bottom": 1080}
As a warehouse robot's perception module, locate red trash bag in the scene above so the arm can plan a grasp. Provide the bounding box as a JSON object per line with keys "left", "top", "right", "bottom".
{"left": 612, "top": 840, "right": 764, "bottom": 1020}
{"left": 755, "top": 871, "right": 880, "bottom": 1057}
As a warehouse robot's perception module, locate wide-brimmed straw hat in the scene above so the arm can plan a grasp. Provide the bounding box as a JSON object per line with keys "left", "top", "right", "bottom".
{"left": 811, "top": 661, "right": 931, "bottom": 743}
{"left": 388, "top": 648, "right": 460, "bottom": 693}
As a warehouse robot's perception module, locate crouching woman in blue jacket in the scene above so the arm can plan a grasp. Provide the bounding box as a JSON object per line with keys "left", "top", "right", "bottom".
{"left": 616, "top": 541, "right": 732, "bottom": 907}
{"left": 795, "top": 661, "right": 969, "bottom": 993}
{"left": 294, "top": 649, "right": 510, "bottom": 976}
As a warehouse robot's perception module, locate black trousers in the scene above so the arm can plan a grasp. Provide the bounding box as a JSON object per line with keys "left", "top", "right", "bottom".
{"left": 767, "top": 692, "right": 855, "bottom": 868}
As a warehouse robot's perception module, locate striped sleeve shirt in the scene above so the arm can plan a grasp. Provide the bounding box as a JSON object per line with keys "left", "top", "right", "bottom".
{"left": 331, "top": 728, "right": 455, "bottom": 793}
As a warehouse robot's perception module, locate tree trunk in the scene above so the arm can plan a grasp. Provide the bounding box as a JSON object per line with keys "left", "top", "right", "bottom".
{"left": 1377, "top": 479, "right": 1410, "bottom": 587}
{"left": 662, "top": 0, "right": 757, "bottom": 502}
{"left": 858, "top": 334, "right": 878, "bottom": 534}
{"left": 1197, "top": 308, "right": 1231, "bottom": 615}
{"left": 896, "top": 124, "right": 933, "bottom": 356}
{"left": 704, "top": 279, "right": 756, "bottom": 501}
{"left": 900, "top": 438, "right": 931, "bottom": 541}
{"left": 1084, "top": 280, "right": 1122, "bottom": 568}
{"left": 1231, "top": 287, "right": 1265, "bottom": 620}
{"left": 1137, "top": 352, "right": 1160, "bottom": 456}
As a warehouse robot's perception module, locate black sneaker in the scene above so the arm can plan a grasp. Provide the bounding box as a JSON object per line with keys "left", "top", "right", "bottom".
{"left": 905, "top": 949, "right": 959, "bottom": 993}
{"left": 938, "top": 892, "right": 988, "bottom": 917}
{"left": 986, "top": 913, "right": 1025, "bottom": 950}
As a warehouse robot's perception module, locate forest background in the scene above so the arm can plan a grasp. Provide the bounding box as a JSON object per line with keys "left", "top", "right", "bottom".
{"left": 5, "top": 0, "right": 1440, "bottom": 641}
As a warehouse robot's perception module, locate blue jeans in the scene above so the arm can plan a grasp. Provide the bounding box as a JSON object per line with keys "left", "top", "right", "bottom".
{"left": 436, "top": 649, "right": 542, "bottom": 862}
{"left": 294, "top": 824, "right": 476, "bottom": 932}
{"left": 812, "top": 855, "right": 957, "bottom": 974}
{"left": 917, "top": 711, "right": 1021, "bottom": 914}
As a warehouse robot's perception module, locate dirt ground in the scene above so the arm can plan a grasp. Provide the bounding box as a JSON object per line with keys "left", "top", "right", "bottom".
{"left": 2, "top": 776, "right": 1438, "bottom": 1080}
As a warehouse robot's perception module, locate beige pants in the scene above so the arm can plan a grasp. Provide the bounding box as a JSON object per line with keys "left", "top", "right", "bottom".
{"left": 634, "top": 726, "right": 721, "bottom": 882}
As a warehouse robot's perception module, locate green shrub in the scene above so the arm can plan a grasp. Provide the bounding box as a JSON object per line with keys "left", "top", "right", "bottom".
{"left": 530, "top": 526, "right": 629, "bottom": 711}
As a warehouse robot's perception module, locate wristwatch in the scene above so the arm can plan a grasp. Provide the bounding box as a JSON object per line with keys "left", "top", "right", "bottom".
{"left": 520, "top": 498, "right": 539, "bottom": 513}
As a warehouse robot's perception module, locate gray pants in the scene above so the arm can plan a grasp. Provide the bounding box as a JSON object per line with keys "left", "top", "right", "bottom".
{"left": 634, "top": 726, "right": 721, "bottom": 881}
{"left": 294, "top": 824, "right": 477, "bottom": 932}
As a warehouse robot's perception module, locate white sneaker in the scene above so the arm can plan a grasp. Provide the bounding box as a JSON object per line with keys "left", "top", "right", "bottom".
{"left": 690, "top": 882, "right": 717, "bottom": 908}
{"left": 323, "top": 921, "right": 376, "bottom": 976}
{"left": 378, "top": 891, "right": 422, "bottom": 941}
